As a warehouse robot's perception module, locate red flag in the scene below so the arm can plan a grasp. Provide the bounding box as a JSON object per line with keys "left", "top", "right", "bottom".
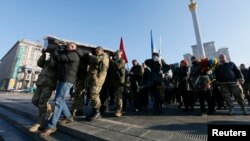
{"left": 119, "top": 37, "right": 128, "bottom": 63}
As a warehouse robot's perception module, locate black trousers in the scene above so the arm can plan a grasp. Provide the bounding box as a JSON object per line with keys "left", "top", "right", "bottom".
{"left": 198, "top": 90, "right": 215, "bottom": 113}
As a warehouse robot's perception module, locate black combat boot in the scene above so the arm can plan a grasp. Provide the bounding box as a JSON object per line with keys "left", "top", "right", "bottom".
{"left": 100, "top": 105, "right": 109, "bottom": 116}
{"left": 71, "top": 109, "right": 84, "bottom": 117}
{"left": 241, "top": 105, "right": 248, "bottom": 115}
{"left": 86, "top": 108, "right": 101, "bottom": 121}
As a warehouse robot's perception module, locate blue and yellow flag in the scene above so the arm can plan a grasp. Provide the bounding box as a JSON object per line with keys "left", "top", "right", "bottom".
{"left": 150, "top": 30, "right": 156, "bottom": 55}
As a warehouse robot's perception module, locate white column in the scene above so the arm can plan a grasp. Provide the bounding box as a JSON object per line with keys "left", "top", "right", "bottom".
{"left": 189, "top": 1, "right": 205, "bottom": 59}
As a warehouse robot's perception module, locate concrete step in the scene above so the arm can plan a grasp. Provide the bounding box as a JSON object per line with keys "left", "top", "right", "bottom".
{"left": 0, "top": 102, "right": 152, "bottom": 141}
{"left": 0, "top": 94, "right": 212, "bottom": 141}
{"left": 0, "top": 117, "right": 31, "bottom": 141}
{"left": 0, "top": 136, "right": 3, "bottom": 141}
{"left": 0, "top": 106, "right": 81, "bottom": 141}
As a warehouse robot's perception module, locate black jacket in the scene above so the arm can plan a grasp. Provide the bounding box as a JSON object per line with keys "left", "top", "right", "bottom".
{"left": 246, "top": 67, "right": 250, "bottom": 83}
{"left": 144, "top": 58, "right": 170, "bottom": 87}
{"left": 54, "top": 50, "right": 80, "bottom": 84}
{"left": 240, "top": 68, "right": 248, "bottom": 83}
{"left": 214, "top": 62, "right": 243, "bottom": 83}
{"left": 36, "top": 54, "right": 58, "bottom": 88}
{"left": 190, "top": 61, "right": 200, "bottom": 79}
{"left": 129, "top": 64, "right": 143, "bottom": 85}
{"left": 177, "top": 66, "right": 191, "bottom": 91}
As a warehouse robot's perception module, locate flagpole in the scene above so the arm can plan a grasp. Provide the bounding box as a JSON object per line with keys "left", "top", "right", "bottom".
{"left": 126, "top": 63, "right": 130, "bottom": 71}
{"left": 159, "top": 35, "right": 162, "bottom": 57}
{"left": 150, "top": 30, "right": 156, "bottom": 56}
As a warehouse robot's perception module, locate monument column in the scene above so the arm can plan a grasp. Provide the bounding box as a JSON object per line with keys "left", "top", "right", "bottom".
{"left": 189, "top": 0, "right": 205, "bottom": 59}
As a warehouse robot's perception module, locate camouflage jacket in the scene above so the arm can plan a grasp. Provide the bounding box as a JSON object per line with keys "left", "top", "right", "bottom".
{"left": 88, "top": 53, "right": 109, "bottom": 77}
{"left": 109, "top": 57, "right": 126, "bottom": 86}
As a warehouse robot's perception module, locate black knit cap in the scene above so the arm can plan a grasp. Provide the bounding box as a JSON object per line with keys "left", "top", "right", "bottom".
{"left": 191, "top": 56, "right": 196, "bottom": 60}
{"left": 152, "top": 52, "right": 159, "bottom": 57}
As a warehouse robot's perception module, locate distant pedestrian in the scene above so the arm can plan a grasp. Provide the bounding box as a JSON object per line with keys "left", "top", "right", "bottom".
{"left": 240, "top": 64, "right": 250, "bottom": 105}
{"left": 177, "top": 60, "right": 194, "bottom": 112}
{"left": 129, "top": 60, "right": 143, "bottom": 111}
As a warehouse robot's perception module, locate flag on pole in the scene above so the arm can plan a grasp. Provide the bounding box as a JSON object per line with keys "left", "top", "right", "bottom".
{"left": 159, "top": 35, "right": 162, "bottom": 56}
{"left": 119, "top": 37, "right": 128, "bottom": 63}
{"left": 151, "top": 30, "right": 156, "bottom": 55}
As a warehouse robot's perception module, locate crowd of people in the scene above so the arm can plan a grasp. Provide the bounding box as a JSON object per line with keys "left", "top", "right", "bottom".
{"left": 28, "top": 42, "right": 250, "bottom": 137}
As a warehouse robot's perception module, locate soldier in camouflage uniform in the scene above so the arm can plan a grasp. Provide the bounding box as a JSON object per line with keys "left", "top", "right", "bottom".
{"left": 29, "top": 49, "right": 57, "bottom": 132}
{"left": 109, "top": 50, "right": 126, "bottom": 117}
{"left": 86, "top": 46, "right": 109, "bottom": 121}
{"left": 70, "top": 53, "right": 89, "bottom": 117}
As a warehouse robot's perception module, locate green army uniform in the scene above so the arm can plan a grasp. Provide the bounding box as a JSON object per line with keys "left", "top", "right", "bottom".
{"left": 30, "top": 53, "right": 57, "bottom": 131}
{"left": 70, "top": 78, "right": 87, "bottom": 115}
{"left": 71, "top": 54, "right": 89, "bottom": 116}
{"left": 110, "top": 57, "right": 126, "bottom": 116}
{"left": 88, "top": 52, "right": 109, "bottom": 114}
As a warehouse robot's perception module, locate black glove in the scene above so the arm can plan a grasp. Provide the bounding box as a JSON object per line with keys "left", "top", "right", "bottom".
{"left": 41, "top": 49, "right": 46, "bottom": 55}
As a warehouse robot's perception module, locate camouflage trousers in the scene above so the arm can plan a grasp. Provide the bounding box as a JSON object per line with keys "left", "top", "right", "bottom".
{"left": 242, "top": 83, "right": 250, "bottom": 103}
{"left": 89, "top": 73, "right": 107, "bottom": 111}
{"left": 71, "top": 79, "right": 86, "bottom": 112}
{"left": 114, "top": 86, "right": 124, "bottom": 112}
{"left": 31, "top": 86, "right": 54, "bottom": 125}
{"left": 220, "top": 83, "right": 245, "bottom": 108}
{"left": 90, "top": 85, "right": 103, "bottom": 110}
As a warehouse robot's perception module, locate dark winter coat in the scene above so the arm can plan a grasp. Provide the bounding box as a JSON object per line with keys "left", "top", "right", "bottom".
{"left": 177, "top": 66, "right": 191, "bottom": 91}
{"left": 36, "top": 53, "right": 58, "bottom": 89}
{"left": 214, "top": 62, "right": 243, "bottom": 83}
{"left": 53, "top": 50, "right": 80, "bottom": 84}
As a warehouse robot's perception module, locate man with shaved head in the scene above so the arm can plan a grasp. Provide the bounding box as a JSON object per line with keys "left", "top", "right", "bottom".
{"left": 215, "top": 54, "right": 248, "bottom": 115}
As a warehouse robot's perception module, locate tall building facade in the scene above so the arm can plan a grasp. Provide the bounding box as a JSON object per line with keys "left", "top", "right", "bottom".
{"left": 183, "top": 53, "right": 192, "bottom": 66}
{"left": 0, "top": 39, "right": 43, "bottom": 90}
{"left": 191, "top": 45, "right": 199, "bottom": 59}
{"left": 0, "top": 36, "right": 114, "bottom": 91}
{"left": 192, "top": 41, "right": 216, "bottom": 59}
{"left": 216, "top": 47, "right": 231, "bottom": 62}
{"left": 203, "top": 42, "right": 216, "bottom": 59}
{"left": 186, "top": 42, "right": 231, "bottom": 63}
